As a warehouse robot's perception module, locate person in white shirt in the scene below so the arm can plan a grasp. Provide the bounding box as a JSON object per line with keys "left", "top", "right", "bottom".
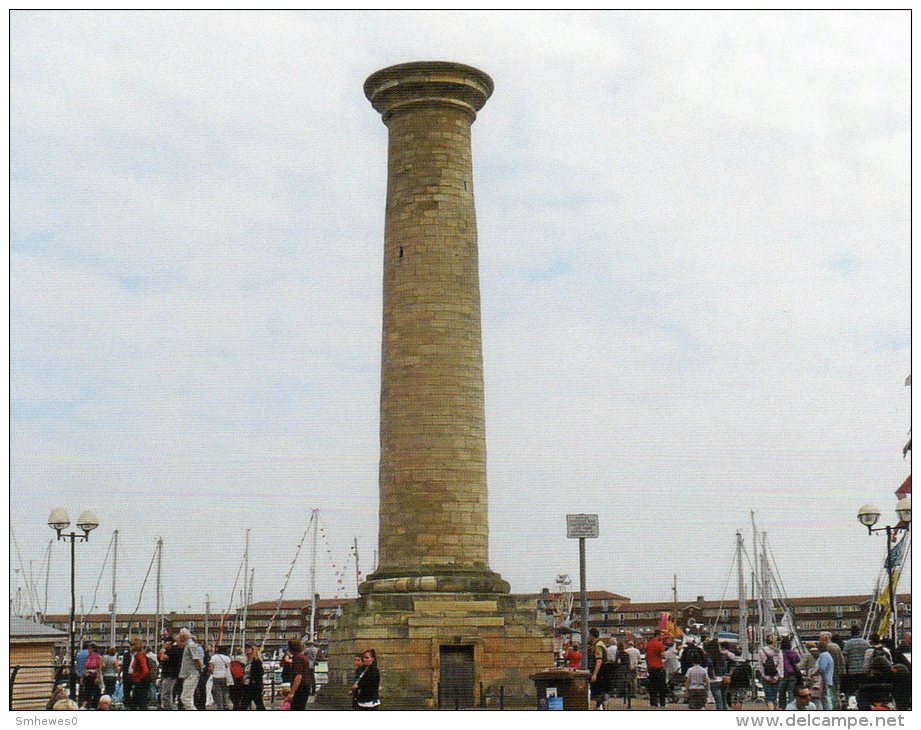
{"left": 208, "top": 646, "right": 234, "bottom": 711}
{"left": 685, "top": 658, "right": 710, "bottom": 710}
{"left": 625, "top": 640, "right": 641, "bottom": 697}
{"left": 664, "top": 643, "right": 681, "bottom": 684}
{"left": 177, "top": 629, "right": 203, "bottom": 711}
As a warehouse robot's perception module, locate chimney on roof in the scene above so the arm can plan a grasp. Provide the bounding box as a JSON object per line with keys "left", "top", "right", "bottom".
{"left": 697, "top": 596, "right": 704, "bottom": 603}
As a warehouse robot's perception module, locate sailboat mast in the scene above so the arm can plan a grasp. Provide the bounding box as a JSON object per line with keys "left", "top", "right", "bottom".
{"left": 242, "top": 567, "right": 254, "bottom": 650}
{"left": 761, "top": 531, "right": 773, "bottom": 638}
{"left": 242, "top": 528, "right": 250, "bottom": 648}
{"left": 736, "top": 531, "right": 749, "bottom": 660}
{"left": 310, "top": 508, "right": 318, "bottom": 642}
{"left": 44, "top": 539, "right": 52, "bottom": 618}
{"left": 155, "top": 537, "right": 163, "bottom": 637}
{"left": 110, "top": 530, "right": 118, "bottom": 648}
{"left": 750, "top": 511, "right": 763, "bottom": 651}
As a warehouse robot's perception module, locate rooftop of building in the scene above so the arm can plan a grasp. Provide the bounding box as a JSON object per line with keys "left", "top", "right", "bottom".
{"left": 10, "top": 615, "right": 67, "bottom": 639}
{"left": 41, "top": 591, "right": 911, "bottom": 623}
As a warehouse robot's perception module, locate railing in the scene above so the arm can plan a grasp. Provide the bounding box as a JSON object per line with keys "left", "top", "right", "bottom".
{"left": 10, "top": 664, "right": 68, "bottom": 711}
{"left": 436, "top": 682, "right": 505, "bottom": 710}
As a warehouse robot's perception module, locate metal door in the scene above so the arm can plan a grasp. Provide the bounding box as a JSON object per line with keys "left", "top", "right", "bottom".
{"left": 439, "top": 645, "right": 475, "bottom": 709}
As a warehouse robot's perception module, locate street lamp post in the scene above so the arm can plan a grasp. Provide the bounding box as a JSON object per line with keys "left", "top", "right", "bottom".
{"left": 48, "top": 508, "right": 100, "bottom": 698}
{"left": 856, "top": 498, "right": 911, "bottom": 645}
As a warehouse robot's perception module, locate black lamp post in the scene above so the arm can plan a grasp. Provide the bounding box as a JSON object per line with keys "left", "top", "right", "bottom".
{"left": 857, "top": 498, "right": 911, "bottom": 645}
{"left": 48, "top": 508, "right": 100, "bottom": 698}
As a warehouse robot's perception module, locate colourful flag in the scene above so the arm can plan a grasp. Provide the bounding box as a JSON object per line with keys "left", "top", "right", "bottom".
{"left": 884, "top": 533, "right": 908, "bottom": 570}
{"left": 878, "top": 567, "right": 903, "bottom": 637}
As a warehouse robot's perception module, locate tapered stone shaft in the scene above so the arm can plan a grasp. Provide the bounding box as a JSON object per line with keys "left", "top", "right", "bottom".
{"left": 363, "top": 62, "right": 506, "bottom": 593}
{"left": 318, "top": 65, "right": 552, "bottom": 708}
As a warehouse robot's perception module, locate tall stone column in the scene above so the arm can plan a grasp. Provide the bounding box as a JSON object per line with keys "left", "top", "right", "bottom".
{"left": 363, "top": 61, "right": 507, "bottom": 595}
{"left": 318, "top": 63, "right": 552, "bottom": 709}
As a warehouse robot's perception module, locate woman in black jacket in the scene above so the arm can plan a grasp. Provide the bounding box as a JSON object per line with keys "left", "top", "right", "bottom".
{"left": 242, "top": 645, "right": 265, "bottom": 710}
{"left": 353, "top": 649, "right": 381, "bottom": 710}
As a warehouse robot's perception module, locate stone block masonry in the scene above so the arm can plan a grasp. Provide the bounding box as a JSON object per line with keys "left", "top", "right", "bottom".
{"left": 315, "top": 62, "right": 553, "bottom": 709}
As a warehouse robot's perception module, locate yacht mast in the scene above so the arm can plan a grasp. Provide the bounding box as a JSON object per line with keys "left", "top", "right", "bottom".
{"left": 155, "top": 537, "right": 163, "bottom": 637}
{"left": 310, "top": 509, "right": 319, "bottom": 642}
{"left": 750, "top": 511, "right": 763, "bottom": 651}
{"left": 110, "top": 530, "right": 118, "bottom": 648}
{"left": 736, "top": 531, "right": 749, "bottom": 660}
{"left": 44, "top": 539, "right": 52, "bottom": 618}
{"left": 242, "top": 528, "right": 250, "bottom": 648}
{"left": 761, "top": 531, "right": 774, "bottom": 638}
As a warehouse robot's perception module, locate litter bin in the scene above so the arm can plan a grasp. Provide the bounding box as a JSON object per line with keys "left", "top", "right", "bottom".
{"left": 530, "top": 669, "right": 591, "bottom": 711}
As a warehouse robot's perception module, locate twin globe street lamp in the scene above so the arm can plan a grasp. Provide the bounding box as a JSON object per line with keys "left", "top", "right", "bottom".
{"left": 856, "top": 497, "right": 911, "bottom": 646}
{"left": 47, "top": 508, "right": 100, "bottom": 697}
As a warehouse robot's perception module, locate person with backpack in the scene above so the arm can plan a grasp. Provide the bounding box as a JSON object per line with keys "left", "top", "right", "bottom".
{"left": 728, "top": 657, "right": 752, "bottom": 710}
{"left": 856, "top": 634, "right": 893, "bottom": 710}
{"left": 864, "top": 635, "right": 893, "bottom": 676}
{"left": 758, "top": 635, "right": 783, "bottom": 710}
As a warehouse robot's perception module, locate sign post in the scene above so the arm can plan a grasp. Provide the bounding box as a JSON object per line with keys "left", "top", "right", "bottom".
{"left": 567, "top": 514, "right": 599, "bottom": 672}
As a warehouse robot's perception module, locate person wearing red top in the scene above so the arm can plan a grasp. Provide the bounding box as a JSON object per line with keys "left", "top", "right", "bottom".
{"left": 645, "top": 630, "right": 668, "bottom": 708}
{"left": 80, "top": 643, "right": 103, "bottom": 709}
{"left": 128, "top": 637, "right": 151, "bottom": 710}
{"left": 566, "top": 643, "right": 583, "bottom": 670}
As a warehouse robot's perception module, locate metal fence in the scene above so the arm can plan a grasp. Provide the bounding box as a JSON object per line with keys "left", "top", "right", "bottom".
{"left": 436, "top": 682, "right": 505, "bottom": 710}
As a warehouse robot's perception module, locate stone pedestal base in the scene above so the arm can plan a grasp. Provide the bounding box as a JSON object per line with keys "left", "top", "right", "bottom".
{"left": 314, "top": 591, "right": 554, "bottom": 710}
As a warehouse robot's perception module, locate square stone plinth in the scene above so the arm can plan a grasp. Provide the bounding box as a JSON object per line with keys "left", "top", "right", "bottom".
{"left": 315, "top": 592, "right": 554, "bottom": 709}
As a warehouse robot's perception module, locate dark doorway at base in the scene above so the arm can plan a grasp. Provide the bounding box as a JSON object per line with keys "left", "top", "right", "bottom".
{"left": 439, "top": 645, "right": 475, "bottom": 709}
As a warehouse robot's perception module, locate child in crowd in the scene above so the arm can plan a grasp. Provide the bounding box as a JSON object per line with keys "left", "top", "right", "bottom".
{"left": 278, "top": 686, "right": 292, "bottom": 711}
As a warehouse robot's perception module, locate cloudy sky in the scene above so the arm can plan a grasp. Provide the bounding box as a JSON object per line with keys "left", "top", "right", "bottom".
{"left": 10, "top": 10, "right": 911, "bottom": 619}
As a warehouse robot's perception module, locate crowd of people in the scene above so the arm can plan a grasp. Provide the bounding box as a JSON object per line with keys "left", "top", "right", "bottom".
{"left": 563, "top": 625, "right": 911, "bottom": 711}
{"left": 49, "top": 631, "right": 338, "bottom": 711}
{"left": 44, "top": 624, "right": 909, "bottom": 712}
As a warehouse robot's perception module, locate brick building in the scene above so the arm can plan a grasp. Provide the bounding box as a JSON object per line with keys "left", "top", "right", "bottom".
{"left": 43, "top": 590, "right": 910, "bottom": 652}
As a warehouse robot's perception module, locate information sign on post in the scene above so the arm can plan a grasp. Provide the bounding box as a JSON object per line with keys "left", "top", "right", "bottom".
{"left": 566, "top": 514, "right": 599, "bottom": 673}
{"left": 566, "top": 514, "right": 599, "bottom": 539}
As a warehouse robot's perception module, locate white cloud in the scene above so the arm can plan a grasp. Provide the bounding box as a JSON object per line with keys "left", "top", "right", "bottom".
{"left": 9, "top": 10, "right": 909, "bottom": 613}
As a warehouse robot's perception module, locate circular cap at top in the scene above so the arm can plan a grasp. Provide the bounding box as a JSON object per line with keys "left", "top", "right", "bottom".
{"left": 364, "top": 61, "right": 493, "bottom": 122}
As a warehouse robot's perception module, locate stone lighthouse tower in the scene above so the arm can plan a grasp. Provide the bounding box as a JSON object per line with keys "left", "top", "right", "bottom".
{"left": 321, "top": 62, "right": 552, "bottom": 709}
